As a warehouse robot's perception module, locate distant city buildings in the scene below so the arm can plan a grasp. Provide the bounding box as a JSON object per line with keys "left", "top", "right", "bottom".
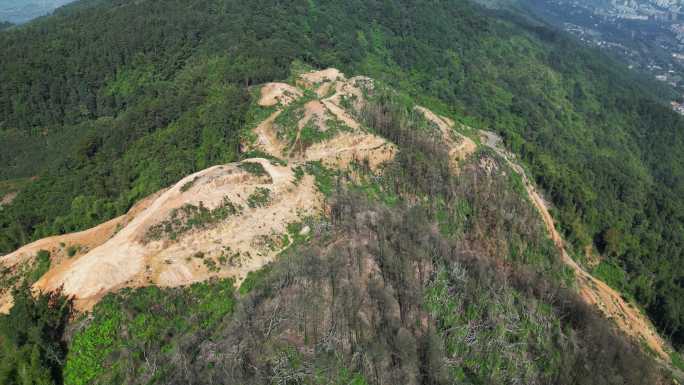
{"left": 552, "top": 0, "right": 684, "bottom": 113}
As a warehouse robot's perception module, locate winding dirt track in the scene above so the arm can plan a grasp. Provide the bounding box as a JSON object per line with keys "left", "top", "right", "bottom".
{"left": 480, "top": 130, "right": 668, "bottom": 360}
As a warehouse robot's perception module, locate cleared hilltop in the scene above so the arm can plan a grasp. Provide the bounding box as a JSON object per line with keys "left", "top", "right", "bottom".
{"left": 0, "top": 69, "right": 675, "bottom": 382}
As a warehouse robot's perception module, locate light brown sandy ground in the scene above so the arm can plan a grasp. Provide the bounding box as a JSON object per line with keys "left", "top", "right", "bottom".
{"left": 0, "top": 69, "right": 398, "bottom": 313}
{"left": 31, "top": 159, "right": 322, "bottom": 311}
{"left": 415, "top": 106, "right": 477, "bottom": 171}
{"left": 0, "top": 191, "right": 161, "bottom": 313}
{"left": 297, "top": 68, "right": 343, "bottom": 93}
{"left": 0, "top": 191, "right": 17, "bottom": 206}
{"left": 251, "top": 69, "right": 397, "bottom": 168}
{"left": 480, "top": 129, "right": 669, "bottom": 361}
{"left": 258, "top": 82, "right": 302, "bottom": 107}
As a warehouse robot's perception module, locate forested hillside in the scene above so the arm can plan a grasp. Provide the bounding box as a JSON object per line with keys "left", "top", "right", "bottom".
{"left": 1, "top": 0, "right": 684, "bottom": 377}
{"left": 0, "top": 67, "right": 666, "bottom": 384}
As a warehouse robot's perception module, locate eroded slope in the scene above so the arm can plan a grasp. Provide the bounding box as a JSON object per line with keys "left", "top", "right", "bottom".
{"left": 0, "top": 69, "right": 672, "bottom": 371}
{"left": 0, "top": 69, "right": 396, "bottom": 311}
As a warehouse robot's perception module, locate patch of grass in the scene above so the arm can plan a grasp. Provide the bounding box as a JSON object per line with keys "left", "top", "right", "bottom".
{"left": 28, "top": 250, "right": 51, "bottom": 284}
{"left": 63, "top": 300, "right": 123, "bottom": 385}
{"left": 670, "top": 350, "right": 684, "bottom": 371}
{"left": 288, "top": 59, "right": 316, "bottom": 83}
{"left": 240, "top": 86, "right": 278, "bottom": 146}
{"left": 245, "top": 86, "right": 278, "bottom": 125}
{"left": 285, "top": 221, "right": 312, "bottom": 247}
{"left": 506, "top": 167, "right": 527, "bottom": 197}
{"left": 592, "top": 260, "right": 628, "bottom": 293}
{"left": 293, "top": 165, "right": 305, "bottom": 185}
{"left": 304, "top": 161, "right": 336, "bottom": 197}
{"left": 180, "top": 176, "right": 199, "bottom": 192}
{"left": 247, "top": 187, "right": 271, "bottom": 208}
{"left": 275, "top": 102, "right": 306, "bottom": 144}
{"left": 425, "top": 267, "right": 564, "bottom": 384}
{"left": 240, "top": 149, "right": 287, "bottom": 166}
{"left": 299, "top": 119, "right": 328, "bottom": 147}
{"left": 248, "top": 104, "right": 277, "bottom": 129}
{"left": 239, "top": 266, "right": 272, "bottom": 295}
{"left": 238, "top": 161, "right": 268, "bottom": 177}
{"left": 218, "top": 246, "right": 245, "bottom": 267}
{"left": 144, "top": 197, "right": 242, "bottom": 242}
{"left": 0, "top": 266, "right": 17, "bottom": 293}
{"left": 349, "top": 170, "right": 400, "bottom": 207}
{"left": 66, "top": 245, "right": 80, "bottom": 257}
{"left": 64, "top": 279, "right": 237, "bottom": 384}
{"left": 299, "top": 117, "right": 352, "bottom": 149}
{"left": 1, "top": 249, "right": 53, "bottom": 292}
{"left": 256, "top": 232, "right": 290, "bottom": 252}
{"left": 203, "top": 257, "right": 219, "bottom": 272}
{"left": 273, "top": 90, "right": 316, "bottom": 146}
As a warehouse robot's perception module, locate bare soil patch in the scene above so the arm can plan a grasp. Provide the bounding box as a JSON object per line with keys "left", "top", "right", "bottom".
{"left": 415, "top": 106, "right": 477, "bottom": 169}
{"left": 258, "top": 83, "right": 302, "bottom": 107}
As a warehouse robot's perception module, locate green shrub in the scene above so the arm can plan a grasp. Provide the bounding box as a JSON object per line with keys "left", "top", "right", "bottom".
{"left": 293, "top": 165, "right": 305, "bottom": 185}
{"left": 66, "top": 245, "right": 80, "bottom": 257}
{"left": 671, "top": 350, "right": 684, "bottom": 371}
{"left": 64, "top": 280, "right": 236, "bottom": 384}
{"left": 240, "top": 149, "right": 287, "bottom": 166}
{"left": 180, "top": 176, "right": 199, "bottom": 192}
{"left": 28, "top": 249, "right": 51, "bottom": 283}
{"left": 144, "top": 197, "right": 242, "bottom": 242}
{"left": 0, "top": 283, "right": 72, "bottom": 385}
{"left": 238, "top": 161, "right": 268, "bottom": 177}
{"left": 239, "top": 266, "right": 272, "bottom": 295}
{"left": 247, "top": 187, "right": 271, "bottom": 208}
{"left": 305, "top": 161, "right": 336, "bottom": 196}
{"left": 593, "top": 260, "right": 628, "bottom": 293}
{"left": 203, "top": 258, "right": 219, "bottom": 272}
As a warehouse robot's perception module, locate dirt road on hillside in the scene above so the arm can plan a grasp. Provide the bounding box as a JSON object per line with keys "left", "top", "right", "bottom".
{"left": 479, "top": 130, "right": 668, "bottom": 360}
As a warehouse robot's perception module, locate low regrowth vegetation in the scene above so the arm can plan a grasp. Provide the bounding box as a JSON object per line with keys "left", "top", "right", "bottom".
{"left": 144, "top": 197, "right": 242, "bottom": 242}
{"left": 0, "top": 85, "right": 666, "bottom": 385}
{"left": 246, "top": 187, "right": 271, "bottom": 209}
{"left": 237, "top": 161, "right": 269, "bottom": 177}
{"left": 63, "top": 280, "right": 236, "bottom": 385}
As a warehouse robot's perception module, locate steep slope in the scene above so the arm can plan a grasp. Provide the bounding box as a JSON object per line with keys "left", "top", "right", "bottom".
{"left": 480, "top": 130, "right": 668, "bottom": 359}
{"left": 2, "top": 0, "right": 684, "bottom": 352}
{"left": 0, "top": 191, "right": 156, "bottom": 313}
{"left": 0, "top": 68, "right": 672, "bottom": 372}
{"left": 0, "top": 69, "right": 395, "bottom": 311}
{"left": 0, "top": 68, "right": 673, "bottom": 384}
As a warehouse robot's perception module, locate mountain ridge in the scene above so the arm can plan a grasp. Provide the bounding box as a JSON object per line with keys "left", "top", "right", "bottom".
{"left": 0, "top": 67, "right": 671, "bottom": 368}
{"left": 1, "top": 0, "right": 684, "bottom": 382}
{"left": 0, "top": 69, "right": 396, "bottom": 311}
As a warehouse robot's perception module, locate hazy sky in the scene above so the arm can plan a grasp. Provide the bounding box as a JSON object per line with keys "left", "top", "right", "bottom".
{"left": 0, "top": 0, "right": 74, "bottom": 23}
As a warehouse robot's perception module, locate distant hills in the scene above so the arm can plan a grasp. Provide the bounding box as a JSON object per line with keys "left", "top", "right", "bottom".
{"left": 0, "top": 0, "right": 74, "bottom": 23}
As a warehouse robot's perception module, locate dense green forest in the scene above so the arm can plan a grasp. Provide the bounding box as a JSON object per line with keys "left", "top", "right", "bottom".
{"left": 2, "top": 0, "right": 684, "bottom": 369}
